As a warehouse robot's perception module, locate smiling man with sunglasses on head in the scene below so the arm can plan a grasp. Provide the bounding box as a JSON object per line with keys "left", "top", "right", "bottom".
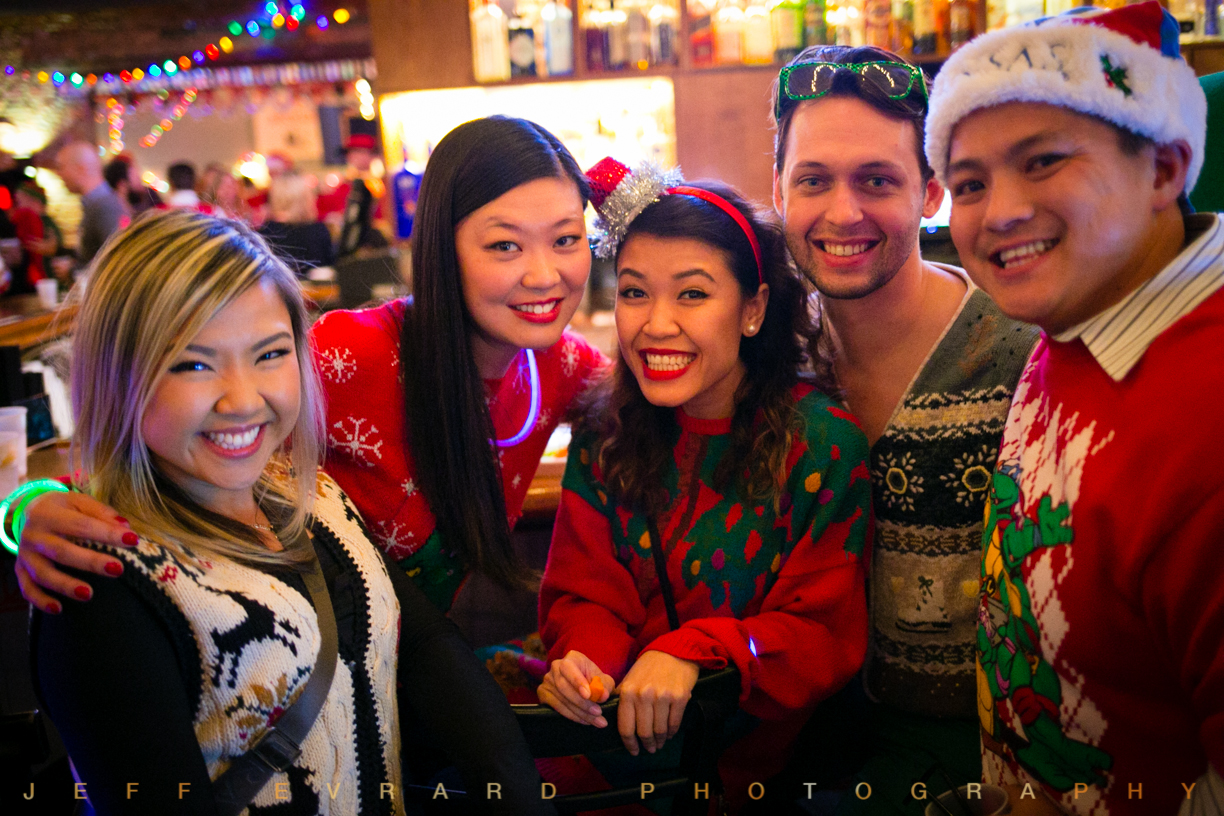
{"left": 771, "top": 45, "right": 1039, "bottom": 813}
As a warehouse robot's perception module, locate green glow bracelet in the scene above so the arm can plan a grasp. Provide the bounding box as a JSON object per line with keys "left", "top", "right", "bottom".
{"left": 0, "top": 479, "right": 70, "bottom": 556}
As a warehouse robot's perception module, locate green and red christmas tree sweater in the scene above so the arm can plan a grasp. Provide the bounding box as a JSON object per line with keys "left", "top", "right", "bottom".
{"left": 539, "top": 383, "right": 873, "bottom": 793}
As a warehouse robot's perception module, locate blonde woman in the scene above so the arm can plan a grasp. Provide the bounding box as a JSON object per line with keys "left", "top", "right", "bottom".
{"left": 28, "top": 210, "right": 548, "bottom": 815}
{"left": 257, "top": 172, "right": 335, "bottom": 274}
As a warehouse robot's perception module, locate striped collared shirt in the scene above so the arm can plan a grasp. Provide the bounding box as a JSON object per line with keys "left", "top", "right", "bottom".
{"left": 1054, "top": 213, "right": 1224, "bottom": 381}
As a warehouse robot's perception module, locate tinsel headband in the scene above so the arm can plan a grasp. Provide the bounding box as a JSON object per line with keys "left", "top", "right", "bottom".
{"left": 585, "top": 157, "right": 764, "bottom": 285}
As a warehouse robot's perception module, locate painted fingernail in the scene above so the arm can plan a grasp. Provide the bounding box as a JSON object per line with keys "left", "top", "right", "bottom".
{"left": 74, "top": 585, "right": 92, "bottom": 601}
{"left": 104, "top": 561, "right": 123, "bottom": 577}
{"left": 47, "top": 601, "right": 62, "bottom": 614}
{"left": 121, "top": 531, "right": 139, "bottom": 546}
{"left": 115, "top": 517, "right": 130, "bottom": 525}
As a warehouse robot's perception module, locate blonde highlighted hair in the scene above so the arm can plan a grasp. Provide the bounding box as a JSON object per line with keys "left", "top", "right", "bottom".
{"left": 70, "top": 209, "right": 326, "bottom": 567}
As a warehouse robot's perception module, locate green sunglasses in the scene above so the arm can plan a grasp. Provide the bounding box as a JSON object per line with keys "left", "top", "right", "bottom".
{"left": 775, "top": 60, "right": 929, "bottom": 120}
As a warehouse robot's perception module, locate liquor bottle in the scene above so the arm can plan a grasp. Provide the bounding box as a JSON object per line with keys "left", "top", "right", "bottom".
{"left": 865, "top": 0, "right": 891, "bottom": 46}
{"left": 803, "top": 0, "right": 828, "bottom": 45}
{"left": 771, "top": 0, "right": 804, "bottom": 62}
{"left": 541, "top": 1, "right": 574, "bottom": 74}
{"left": 948, "top": 0, "right": 972, "bottom": 49}
{"left": 471, "top": 0, "right": 511, "bottom": 82}
{"left": 585, "top": 0, "right": 609, "bottom": 70}
{"left": 743, "top": 0, "right": 775, "bottom": 63}
{"left": 891, "top": 0, "right": 913, "bottom": 53}
{"left": 625, "top": 0, "right": 652, "bottom": 66}
{"left": 649, "top": 1, "right": 679, "bottom": 64}
{"left": 690, "top": 0, "right": 716, "bottom": 65}
{"left": 606, "top": 0, "right": 630, "bottom": 68}
{"left": 392, "top": 150, "right": 421, "bottom": 240}
{"left": 911, "top": 0, "right": 936, "bottom": 54}
{"left": 714, "top": 0, "right": 746, "bottom": 64}
{"left": 508, "top": 10, "right": 538, "bottom": 76}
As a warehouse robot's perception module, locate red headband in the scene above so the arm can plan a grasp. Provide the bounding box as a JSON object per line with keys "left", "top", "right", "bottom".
{"left": 665, "top": 185, "right": 763, "bottom": 286}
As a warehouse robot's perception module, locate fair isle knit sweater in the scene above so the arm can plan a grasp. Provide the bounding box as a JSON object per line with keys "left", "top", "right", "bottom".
{"left": 35, "top": 474, "right": 404, "bottom": 815}
{"left": 862, "top": 270, "right": 1039, "bottom": 717}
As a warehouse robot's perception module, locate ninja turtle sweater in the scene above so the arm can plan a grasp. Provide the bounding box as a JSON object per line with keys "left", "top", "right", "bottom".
{"left": 311, "top": 298, "right": 607, "bottom": 610}
{"left": 539, "top": 383, "right": 873, "bottom": 794}
{"left": 978, "top": 285, "right": 1224, "bottom": 814}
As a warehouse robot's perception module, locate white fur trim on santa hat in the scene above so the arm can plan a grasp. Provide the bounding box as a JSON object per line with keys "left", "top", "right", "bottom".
{"left": 925, "top": 21, "right": 1206, "bottom": 192}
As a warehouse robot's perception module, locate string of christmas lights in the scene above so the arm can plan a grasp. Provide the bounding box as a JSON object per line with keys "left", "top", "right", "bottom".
{"left": 1, "top": 3, "right": 354, "bottom": 95}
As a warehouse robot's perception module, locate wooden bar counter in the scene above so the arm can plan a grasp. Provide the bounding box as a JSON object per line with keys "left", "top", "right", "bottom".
{"left": 0, "top": 294, "right": 77, "bottom": 351}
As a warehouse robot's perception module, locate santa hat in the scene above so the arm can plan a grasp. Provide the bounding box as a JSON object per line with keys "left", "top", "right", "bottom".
{"left": 585, "top": 156, "right": 683, "bottom": 259}
{"left": 345, "top": 133, "right": 376, "bottom": 151}
{"left": 925, "top": 1, "right": 1207, "bottom": 192}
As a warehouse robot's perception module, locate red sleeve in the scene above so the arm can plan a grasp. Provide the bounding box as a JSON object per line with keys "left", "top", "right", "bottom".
{"left": 538, "top": 487, "right": 643, "bottom": 679}
{"left": 1142, "top": 487, "right": 1224, "bottom": 775}
{"left": 644, "top": 452, "right": 871, "bottom": 719}
{"left": 309, "top": 302, "right": 415, "bottom": 546}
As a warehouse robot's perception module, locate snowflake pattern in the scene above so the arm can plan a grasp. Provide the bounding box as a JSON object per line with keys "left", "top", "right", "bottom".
{"left": 329, "top": 417, "right": 385, "bottom": 467}
{"left": 401, "top": 478, "right": 416, "bottom": 497}
{"left": 373, "top": 519, "right": 415, "bottom": 560}
{"left": 938, "top": 444, "right": 997, "bottom": 508}
{"left": 536, "top": 408, "right": 552, "bottom": 431}
{"left": 318, "top": 347, "right": 358, "bottom": 384}
{"left": 875, "top": 450, "right": 924, "bottom": 512}
{"left": 511, "top": 473, "right": 522, "bottom": 489}
{"left": 560, "top": 337, "right": 580, "bottom": 378}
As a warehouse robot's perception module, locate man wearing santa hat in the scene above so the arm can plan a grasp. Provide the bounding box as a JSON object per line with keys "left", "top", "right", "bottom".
{"left": 927, "top": 3, "right": 1223, "bottom": 813}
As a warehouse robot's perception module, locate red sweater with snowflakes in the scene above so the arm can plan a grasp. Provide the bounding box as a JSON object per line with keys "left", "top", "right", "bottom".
{"left": 539, "top": 384, "right": 872, "bottom": 793}
{"left": 979, "top": 288, "right": 1224, "bottom": 815}
{"left": 310, "top": 299, "right": 607, "bottom": 609}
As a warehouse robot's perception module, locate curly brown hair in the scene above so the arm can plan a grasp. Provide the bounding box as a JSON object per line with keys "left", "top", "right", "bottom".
{"left": 574, "top": 181, "right": 833, "bottom": 516}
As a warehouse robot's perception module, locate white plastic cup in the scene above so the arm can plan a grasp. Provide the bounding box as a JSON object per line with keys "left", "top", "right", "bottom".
{"left": 0, "top": 431, "right": 25, "bottom": 498}
{"left": 35, "top": 278, "right": 58, "bottom": 310}
{"left": 0, "top": 407, "right": 26, "bottom": 477}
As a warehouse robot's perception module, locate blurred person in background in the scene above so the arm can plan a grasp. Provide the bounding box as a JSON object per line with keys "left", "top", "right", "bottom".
{"left": 337, "top": 133, "right": 388, "bottom": 257}
{"left": 245, "top": 151, "right": 293, "bottom": 225}
{"left": 55, "top": 141, "right": 125, "bottom": 265}
{"left": 258, "top": 172, "right": 335, "bottom": 275}
{"left": 200, "top": 163, "right": 248, "bottom": 223}
{"left": 104, "top": 155, "right": 161, "bottom": 218}
{"left": 165, "top": 162, "right": 224, "bottom": 217}
{"left": 6, "top": 181, "right": 48, "bottom": 294}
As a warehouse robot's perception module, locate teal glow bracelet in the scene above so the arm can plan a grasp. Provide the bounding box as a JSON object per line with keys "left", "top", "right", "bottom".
{"left": 0, "top": 479, "right": 70, "bottom": 556}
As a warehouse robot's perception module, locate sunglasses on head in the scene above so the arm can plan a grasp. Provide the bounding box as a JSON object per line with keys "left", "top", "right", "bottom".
{"left": 775, "top": 60, "right": 929, "bottom": 120}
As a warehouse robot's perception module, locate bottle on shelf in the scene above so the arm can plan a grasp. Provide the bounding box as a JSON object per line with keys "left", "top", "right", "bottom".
{"left": 689, "top": 0, "right": 717, "bottom": 66}
{"left": 471, "top": 0, "right": 512, "bottom": 82}
{"left": 948, "top": 0, "right": 973, "bottom": 49}
{"left": 714, "top": 0, "right": 747, "bottom": 64}
{"left": 891, "top": 0, "right": 913, "bottom": 53}
{"left": 803, "top": 0, "right": 828, "bottom": 46}
{"left": 911, "top": 0, "right": 937, "bottom": 55}
{"left": 606, "top": 0, "right": 630, "bottom": 68}
{"left": 508, "top": 4, "right": 538, "bottom": 77}
{"left": 771, "top": 0, "right": 805, "bottom": 62}
{"left": 1003, "top": 0, "right": 1044, "bottom": 28}
{"left": 584, "top": 0, "right": 609, "bottom": 71}
{"left": 625, "top": 0, "right": 652, "bottom": 67}
{"left": 984, "top": 0, "right": 1004, "bottom": 31}
{"left": 865, "top": 0, "right": 892, "bottom": 47}
{"left": 743, "top": 0, "right": 776, "bottom": 63}
{"left": 541, "top": 0, "right": 575, "bottom": 75}
{"left": 648, "top": 1, "right": 679, "bottom": 64}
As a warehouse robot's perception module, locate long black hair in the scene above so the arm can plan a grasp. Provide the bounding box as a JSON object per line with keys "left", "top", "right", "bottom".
{"left": 402, "top": 116, "right": 590, "bottom": 590}
{"left": 578, "top": 181, "right": 828, "bottom": 515}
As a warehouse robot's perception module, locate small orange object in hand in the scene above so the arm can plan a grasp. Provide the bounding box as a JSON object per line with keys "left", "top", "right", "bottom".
{"left": 588, "top": 676, "right": 605, "bottom": 701}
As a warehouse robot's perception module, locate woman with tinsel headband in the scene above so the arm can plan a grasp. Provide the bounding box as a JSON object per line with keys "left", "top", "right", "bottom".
{"left": 536, "top": 159, "right": 872, "bottom": 810}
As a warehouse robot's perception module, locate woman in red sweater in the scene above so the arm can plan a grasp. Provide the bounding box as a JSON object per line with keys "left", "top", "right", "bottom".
{"left": 536, "top": 161, "right": 872, "bottom": 809}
